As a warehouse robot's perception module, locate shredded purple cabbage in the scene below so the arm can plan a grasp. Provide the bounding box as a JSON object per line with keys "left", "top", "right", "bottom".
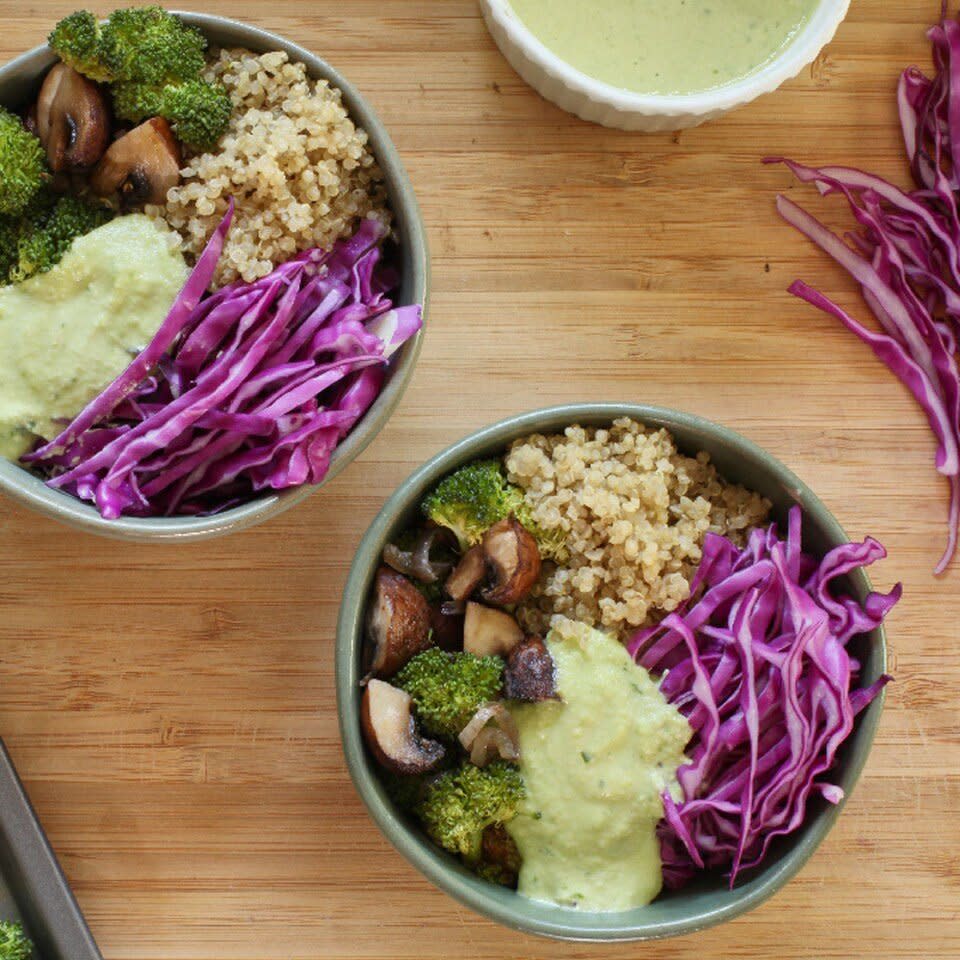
{"left": 766, "top": 8, "right": 960, "bottom": 572}
{"left": 24, "top": 209, "right": 421, "bottom": 518}
{"left": 629, "top": 507, "right": 899, "bottom": 889}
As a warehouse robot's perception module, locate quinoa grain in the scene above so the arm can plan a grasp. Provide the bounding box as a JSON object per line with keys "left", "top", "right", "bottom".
{"left": 506, "top": 419, "right": 770, "bottom": 636}
{"left": 148, "top": 48, "right": 390, "bottom": 288}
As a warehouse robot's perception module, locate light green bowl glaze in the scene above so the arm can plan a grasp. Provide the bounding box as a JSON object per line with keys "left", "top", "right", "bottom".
{"left": 336, "top": 403, "right": 888, "bottom": 941}
{"left": 0, "top": 13, "right": 429, "bottom": 541}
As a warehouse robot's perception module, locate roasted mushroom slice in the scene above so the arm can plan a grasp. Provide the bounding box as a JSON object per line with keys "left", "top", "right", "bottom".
{"left": 504, "top": 637, "right": 558, "bottom": 702}
{"left": 361, "top": 679, "right": 446, "bottom": 775}
{"left": 383, "top": 526, "right": 457, "bottom": 584}
{"left": 90, "top": 117, "right": 181, "bottom": 207}
{"left": 459, "top": 702, "right": 520, "bottom": 767}
{"left": 480, "top": 824, "right": 522, "bottom": 887}
{"left": 34, "top": 63, "right": 110, "bottom": 172}
{"left": 480, "top": 516, "right": 541, "bottom": 606}
{"left": 463, "top": 602, "right": 524, "bottom": 658}
{"left": 444, "top": 544, "right": 486, "bottom": 602}
{"left": 365, "top": 566, "right": 433, "bottom": 679}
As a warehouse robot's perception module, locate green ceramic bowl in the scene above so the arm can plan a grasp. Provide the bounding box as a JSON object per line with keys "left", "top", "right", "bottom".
{"left": 336, "top": 403, "right": 888, "bottom": 941}
{"left": 0, "top": 13, "right": 428, "bottom": 542}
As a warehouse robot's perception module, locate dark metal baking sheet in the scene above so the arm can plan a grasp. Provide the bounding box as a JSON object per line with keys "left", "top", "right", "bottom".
{"left": 0, "top": 740, "right": 102, "bottom": 960}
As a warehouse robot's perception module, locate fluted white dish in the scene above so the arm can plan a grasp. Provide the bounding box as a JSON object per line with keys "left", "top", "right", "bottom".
{"left": 479, "top": 0, "right": 850, "bottom": 131}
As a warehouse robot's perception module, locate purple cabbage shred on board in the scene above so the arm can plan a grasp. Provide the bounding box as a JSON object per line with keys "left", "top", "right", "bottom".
{"left": 764, "top": 6, "right": 960, "bottom": 572}
{"left": 24, "top": 209, "right": 421, "bottom": 518}
{"left": 628, "top": 507, "right": 899, "bottom": 889}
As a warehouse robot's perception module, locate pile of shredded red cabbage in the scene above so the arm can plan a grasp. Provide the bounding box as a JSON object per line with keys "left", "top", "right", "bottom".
{"left": 629, "top": 507, "right": 899, "bottom": 889}
{"left": 23, "top": 205, "right": 421, "bottom": 518}
{"left": 767, "top": 7, "right": 960, "bottom": 572}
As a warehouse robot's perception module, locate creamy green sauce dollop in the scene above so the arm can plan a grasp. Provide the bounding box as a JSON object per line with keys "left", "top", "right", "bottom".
{"left": 0, "top": 215, "right": 188, "bottom": 461}
{"left": 507, "top": 0, "right": 818, "bottom": 95}
{"left": 506, "top": 618, "right": 690, "bottom": 911}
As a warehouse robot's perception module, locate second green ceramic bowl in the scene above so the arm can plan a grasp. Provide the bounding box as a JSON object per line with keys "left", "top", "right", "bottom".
{"left": 336, "top": 403, "right": 888, "bottom": 941}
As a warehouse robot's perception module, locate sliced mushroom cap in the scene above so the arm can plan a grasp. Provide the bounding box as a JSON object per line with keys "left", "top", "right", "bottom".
{"left": 504, "top": 637, "right": 558, "bottom": 702}
{"left": 463, "top": 602, "right": 524, "bottom": 658}
{"left": 459, "top": 702, "right": 520, "bottom": 766}
{"left": 480, "top": 824, "right": 522, "bottom": 887}
{"left": 383, "top": 526, "right": 457, "bottom": 584}
{"left": 444, "top": 544, "right": 486, "bottom": 602}
{"left": 90, "top": 117, "right": 181, "bottom": 207}
{"left": 364, "top": 566, "right": 433, "bottom": 679}
{"left": 35, "top": 63, "right": 110, "bottom": 173}
{"left": 480, "top": 516, "right": 541, "bottom": 606}
{"left": 361, "top": 679, "right": 446, "bottom": 775}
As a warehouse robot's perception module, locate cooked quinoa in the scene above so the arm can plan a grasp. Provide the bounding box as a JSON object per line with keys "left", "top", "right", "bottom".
{"left": 506, "top": 419, "right": 770, "bottom": 636}
{"left": 148, "top": 48, "right": 390, "bottom": 288}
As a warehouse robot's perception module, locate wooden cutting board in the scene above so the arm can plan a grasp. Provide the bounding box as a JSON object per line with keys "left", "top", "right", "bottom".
{"left": 0, "top": 2, "right": 956, "bottom": 958}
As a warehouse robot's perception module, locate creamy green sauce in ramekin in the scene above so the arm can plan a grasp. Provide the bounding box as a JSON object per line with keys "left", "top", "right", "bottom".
{"left": 507, "top": 0, "right": 818, "bottom": 95}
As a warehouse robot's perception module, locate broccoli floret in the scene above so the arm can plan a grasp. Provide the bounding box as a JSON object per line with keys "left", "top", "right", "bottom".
{"left": 421, "top": 458, "right": 568, "bottom": 561}
{"left": 515, "top": 509, "right": 569, "bottom": 564}
{"left": 0, "top": 108, "right": 46, "bottom": 217}
{"left": 112, "top": 76, "right": 232, "bottom": 151}
{"left": 0, "top": 215, "right": 20, "bottom": 281}
{"left": 48, "top": 10, "right": 114, "bottom": 83}
{"left": 160, "top": 79, "right": 232, "bottom": 150}
{"left": 421, "top": 459, "right": 526, "bottom": 552}
{"left": 416, "top": 761, "right": 524, "bottom": 864}
{"left": 3, "top": 189, "right": 56, "bottom": 282}
{"left": 110, "top": 80, "right": 164, "bottom": 124}
{"left": 0, "top": 920, "right": 33, "bottom": 960}
{"left": 100, "top": 6, "right": 207, "bottom": 84}
{"left": 6, "top": 193, "right": 112, "bottom": 284}
{"left": 394, "top": 648, "right": 504, "bottom": 739}
{"left": 49, "top": 7, "right": 229, "bottom": 150}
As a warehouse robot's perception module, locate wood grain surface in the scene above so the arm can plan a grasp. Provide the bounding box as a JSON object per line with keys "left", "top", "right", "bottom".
{"left": 0, "top": 2, "right": 958, "bottom": 958}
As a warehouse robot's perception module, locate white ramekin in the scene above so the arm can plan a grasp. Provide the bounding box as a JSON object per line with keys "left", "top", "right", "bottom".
{"left": 479, "top": 0, "right": 851, "bottom": 131}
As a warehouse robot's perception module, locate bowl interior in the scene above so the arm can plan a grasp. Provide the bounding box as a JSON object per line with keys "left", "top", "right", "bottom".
{"left": 336, "top": 403, "right": 886, "bottom": 941}
{"left": 0, "top": 13, "right": 427, "bottom": 541}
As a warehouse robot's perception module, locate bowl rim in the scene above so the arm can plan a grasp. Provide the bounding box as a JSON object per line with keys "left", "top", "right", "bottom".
{"left": 335, "top": 402, "right": 888, "bottom": 942}
{"left": 0, "top": 11, "right": 429, "bottom": 542}
{"left": 480, "top": 0, "right": 851, "bottom": 116}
